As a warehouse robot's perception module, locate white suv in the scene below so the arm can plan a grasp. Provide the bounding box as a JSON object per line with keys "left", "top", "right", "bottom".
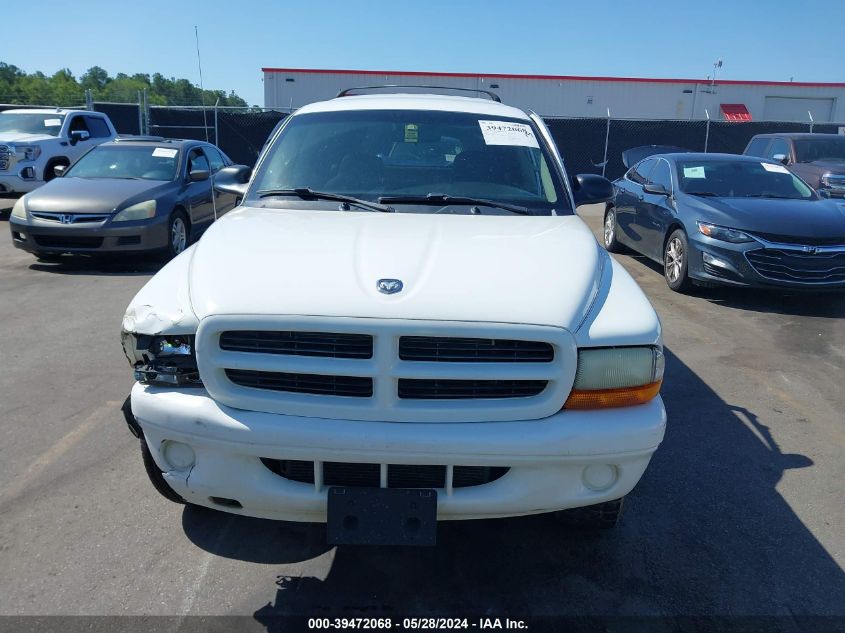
{"left": 121, "top": 89, "right": 666, "bottom": 545}
{"left": 0, "top": 108, "right": 117, "bottom": 196}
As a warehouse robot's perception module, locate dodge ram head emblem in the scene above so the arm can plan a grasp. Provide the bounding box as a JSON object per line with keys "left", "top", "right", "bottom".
{"left": 377, "top": 279, "right": 403, "bottom": 294}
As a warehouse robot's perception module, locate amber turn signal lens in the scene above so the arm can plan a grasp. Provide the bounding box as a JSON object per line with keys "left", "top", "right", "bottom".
{"left": 565, "top": 380, "right": 662, "bottom": 410}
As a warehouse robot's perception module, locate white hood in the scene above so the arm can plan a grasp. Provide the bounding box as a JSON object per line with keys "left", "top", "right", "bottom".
{"left": 0, "top": 132, "right": 55, "bottom": 143}
{"left": 188, "top": 207, "right": 605, "bottom": 330}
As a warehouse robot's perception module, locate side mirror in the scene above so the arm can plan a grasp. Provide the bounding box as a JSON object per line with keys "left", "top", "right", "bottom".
{"left": 643, "top": 182, "right": 670, "bottom": 196}
{"left": 52, "top": 165, "right": 67, "bottom": 177}
{"left": 189, "top": 169, "right": 210, "bottom": 182}
{"left": 214, "top": 164, "right": 252, "bottom": 197}
{"left": 571, "top": 174, "right": 615, "bottom": 207}
{"left": 69, "top": 130, "right": 90, "bottom": 145}
{"left": 773, "top": 153, "right": 790, "bottom": 165}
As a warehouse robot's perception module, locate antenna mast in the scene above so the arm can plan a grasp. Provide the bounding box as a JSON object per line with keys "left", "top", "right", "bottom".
{"left": 194, "top": 25, "right": 210, "bottom": 143}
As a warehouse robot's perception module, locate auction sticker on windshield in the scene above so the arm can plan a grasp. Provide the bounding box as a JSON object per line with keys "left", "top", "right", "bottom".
{"left": 152, "top": 148, "right": 178, "bottom": 158}
{"left": 761, "top": 162, "right": 790, "bottom": 174}
{"left": 44, "top": 118, "right": 62, "bottom": 127}
{"left": 478, "top": 120, "right": 539, "bottom": 148}
{"left": 683, "top": 166, "right": 706, "bottom": 178}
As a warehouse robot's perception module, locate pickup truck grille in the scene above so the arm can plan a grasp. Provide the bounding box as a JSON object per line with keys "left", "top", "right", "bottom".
{"left": 225, "top": 368, "right": 373, "bottom": 397}
{"left": 197, "top": 316, "right": 577, "bottom": 423}
{"left": 397, "top": 378, "right": 547, "bottom": 399}
{"left": 399, "top": 336, "right": 553, "bottom": 362}
{"left": 261, "top": 459, "right": 509, "bottom": 489}
{"left": 220, "top": 330, "right": 373, "bottom": 358}
{"left": 0, "top": 145, "right": 10, "bottom": 171}
{"left": 746, "top": 247, "right": 845, "bottom": 284}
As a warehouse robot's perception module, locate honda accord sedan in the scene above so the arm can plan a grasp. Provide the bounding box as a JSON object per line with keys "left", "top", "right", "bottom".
{"left": 604, "top": 150, "right": 845, "bottom": 292}
{"left": 9, "top": 137, "right": 238, "bottom": 260}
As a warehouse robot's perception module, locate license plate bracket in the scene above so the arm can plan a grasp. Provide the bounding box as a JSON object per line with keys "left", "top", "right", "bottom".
{"left": 326, "top": 486, "right": 437, "bottom": 546}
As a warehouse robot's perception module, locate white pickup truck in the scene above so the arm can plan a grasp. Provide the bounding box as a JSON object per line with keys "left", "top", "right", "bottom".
{"left": 121, "top": 89, "right": 666, "bottom": 545}
{"left": 0, "top": 108, "right": 117, "bottom": 197}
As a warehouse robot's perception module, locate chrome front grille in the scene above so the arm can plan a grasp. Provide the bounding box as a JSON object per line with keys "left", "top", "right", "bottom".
{"left": 196, "top": 315, "right": 577, "bottom": 423}
{"left": 746, "top": 247, "right": 845, "bottom": 283}
{"left": 0, "top": 145, "right": 10, "bottom": 171}
{"left": 30, "top": 212, "right": 111, "bottom": 224}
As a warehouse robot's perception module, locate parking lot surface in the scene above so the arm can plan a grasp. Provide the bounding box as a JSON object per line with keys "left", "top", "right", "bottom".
{"left": 0, "top": 202, "right": 843, "bottom": 626}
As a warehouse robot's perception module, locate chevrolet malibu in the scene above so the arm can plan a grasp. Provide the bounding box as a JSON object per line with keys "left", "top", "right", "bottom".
{"left": 10, "top": 137, "right": 237, "bottom": 260}
{"left": 121, "top": 88, "right": 666, "bottom": 545}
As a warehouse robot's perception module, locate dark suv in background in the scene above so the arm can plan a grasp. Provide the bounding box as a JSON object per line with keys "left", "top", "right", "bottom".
{"left": 743, "top": 133, "right": 845, "bottom": 198}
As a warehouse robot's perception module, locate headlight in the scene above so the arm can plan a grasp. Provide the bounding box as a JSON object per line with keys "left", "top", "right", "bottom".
{"left": 121, "top": 332, "right": 201, "bottom": 387}
{"left": 565, "top": 346, "right": 663, "bottom": 410}
{"left": 16, "top": 145, "right": 42, "bottom": 162}
{"left": 697, "top": 221, "right": 754, "bottom": 243}
{"left": 113, "top": 200, "right": 157, "bottom": 222}
{"left": 11, "top": 196, "right": 27, "bottom": 220}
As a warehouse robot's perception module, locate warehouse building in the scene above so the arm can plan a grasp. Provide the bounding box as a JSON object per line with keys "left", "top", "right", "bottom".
{"left": 263, "top": 67, "right": 845, "bottom": 123}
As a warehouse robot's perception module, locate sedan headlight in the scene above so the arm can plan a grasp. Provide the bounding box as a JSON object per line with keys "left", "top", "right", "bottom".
{"left": 11, "top": 196, "right": 27, "bottom": 220}
{"left": 16, "top": 145, "right": 42, "bottom": 162}
{"left": 697, "top": 221, "right": 754, "bottom": 243}
{"left": 565, "top": 346, "right": 664, "bottom": 409}
{"left": 113, "top": 200, "right": 157, "bottom": 222}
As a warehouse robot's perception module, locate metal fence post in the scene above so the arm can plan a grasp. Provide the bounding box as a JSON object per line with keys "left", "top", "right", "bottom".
{"left": 214, "top": 97, "right": 219, "bottom": 145}
{"left": 85, "top": 89, "right": 93, "bottom": 110}
{"left": 808, "top": 110, "right": 814, "bottom": 133}
{"left": 137, "top": 91, "right": 143, "bottom": 135}
{"left": 704, "top": 109, "right": 711, "bottom": 153}
{"left": 143, "top": 89, "right": 149, "bottom": 135}
{"left": 602, "top": 108, "right": 611, "bottom": 177}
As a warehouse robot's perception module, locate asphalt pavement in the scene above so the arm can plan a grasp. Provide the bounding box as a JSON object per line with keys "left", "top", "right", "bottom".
{"left": 0, "top": 201, "right": 843, "bottom": 630}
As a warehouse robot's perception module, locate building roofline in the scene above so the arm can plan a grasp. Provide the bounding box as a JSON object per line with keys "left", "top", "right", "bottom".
{"left": 261, "top": 67, "right": 845, "bottom": 88}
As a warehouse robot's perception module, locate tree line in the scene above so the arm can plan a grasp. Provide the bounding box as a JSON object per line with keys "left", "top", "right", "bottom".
{"left": 0, "top": 63, "right": 249, "bottom": 108}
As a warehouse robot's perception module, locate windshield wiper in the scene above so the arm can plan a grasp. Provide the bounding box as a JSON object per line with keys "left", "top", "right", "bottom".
{"left": 377, "top": 193, "right": 530, "bottom": 215}
{"left": 256, "top": 188, "right": 394, "bottom": 213}
{"left": 743, "top": 194, "right": 798, "bottom": 200}
{"left": 686, "top": 191, "right": 721, "bottom": 197}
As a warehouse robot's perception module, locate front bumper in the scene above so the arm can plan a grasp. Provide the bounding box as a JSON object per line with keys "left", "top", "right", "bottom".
{"left": 0, "top": 173, "right": 42, "bottom": 196}
{"left": 688, "top": 233, "right": 845, "bottom": 290}
{"left": 9, "top": 214, "right": 170, "bottom": 254}
{"left": 130, "top": 384, "right": 666, "bottom": 522}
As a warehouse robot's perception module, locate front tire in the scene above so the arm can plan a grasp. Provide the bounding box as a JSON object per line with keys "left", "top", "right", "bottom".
{"left": 603, "top": 206, "right": 624, "bottom": 253}
{"left": 664, "top": 229, "right": 692, "bottom": 293}
{"left": 554, "top": 498, "right": 625, "bottom": 530}
{"left": 164, "top": 210, "right": 190, "bottom": 260}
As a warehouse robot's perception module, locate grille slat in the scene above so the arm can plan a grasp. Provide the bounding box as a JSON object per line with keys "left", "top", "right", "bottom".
{"left": 225, "top": 368, "right": 373, "bottom": 397}
{"left": 220, "top": 330, "right": 373, "bottom": 359}
{"left": 398, "top": 378, "right": 547, "bottom": 399}
{"left": 746, "top": 248, "right": 845, "bottom": 283}
{"left": 399, "top": 336, "right": 553, "bottom": 363}
{"left": 260, "top": 459, "right": 509, "bottom": 489}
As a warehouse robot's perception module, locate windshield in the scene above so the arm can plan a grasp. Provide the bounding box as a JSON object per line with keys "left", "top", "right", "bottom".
{"left": 0, "top": 113, "right": 65, "bottom": 137}
{"left": 794, "top": 137, "right": 845, "bottom": 163}
{"left": 677, "top": 159, "right": 814, "bottom": 199}
{"left": 249, "top": 109, "right": 569, "bottom": 214}
{"left": 66, "top": 145, "right": 179, "bottom": 181}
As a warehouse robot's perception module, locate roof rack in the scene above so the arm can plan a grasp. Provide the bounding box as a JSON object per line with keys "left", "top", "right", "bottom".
{"left": 336, "top": 85, "right": 501, "bottom": 103}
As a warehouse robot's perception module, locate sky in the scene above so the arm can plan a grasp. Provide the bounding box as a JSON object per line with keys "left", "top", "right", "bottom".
{"left": 5, "top": 0, "right": 845, "bottom": 107}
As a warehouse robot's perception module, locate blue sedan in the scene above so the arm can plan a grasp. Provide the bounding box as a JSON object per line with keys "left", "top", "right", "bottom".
{"left": 605, "top": 150, "right": 845, "bottom": 292}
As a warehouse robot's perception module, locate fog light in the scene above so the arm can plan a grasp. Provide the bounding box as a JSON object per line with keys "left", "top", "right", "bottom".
{"left": 583, "top": 464, "right": 618, "bottom": 491}
{"left": 702, "top": 251, "right": 731, "bottom": 269}
{"left": 161, "top": 440, "right": 195, "bottom": 471}
{"left": 20, "top": 167, "right": 36, "bottom": 180}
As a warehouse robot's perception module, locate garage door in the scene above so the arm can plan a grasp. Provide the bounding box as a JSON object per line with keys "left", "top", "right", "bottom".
{"left": 763, "top": 97, "right": 835, "bottom": 122}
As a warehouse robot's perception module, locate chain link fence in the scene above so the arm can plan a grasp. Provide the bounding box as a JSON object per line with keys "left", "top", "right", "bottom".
{"left": 3, "top": 97, "right": 843, "bottom": 177}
